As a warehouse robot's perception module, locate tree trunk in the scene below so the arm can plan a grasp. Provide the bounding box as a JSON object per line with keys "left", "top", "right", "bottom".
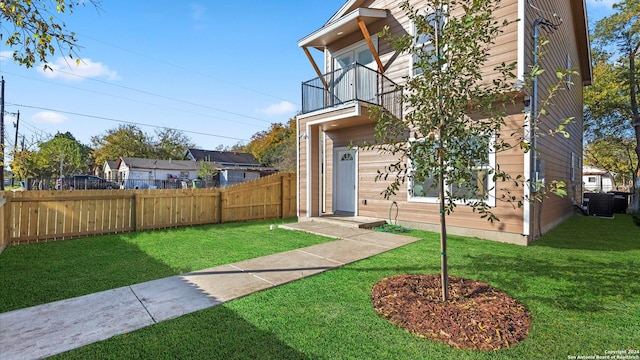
{"left": 438, "top": 145, "right": 449, "bottom": 302}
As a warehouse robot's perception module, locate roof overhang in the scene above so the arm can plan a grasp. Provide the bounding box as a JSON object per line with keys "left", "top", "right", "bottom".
{"left": 298, "top": 8, "right": 387, "bottom": 50}
{"left": 572, "top": 0, "right": 592, "bottom": 86}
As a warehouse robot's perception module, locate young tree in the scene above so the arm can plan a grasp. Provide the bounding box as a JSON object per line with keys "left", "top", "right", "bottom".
{"left": 0, "top": 0, "right": 98, "bottom": 69}
{"left": 586, "top": 0, "right": 640, "bottom": 211}
{"left": 367, "top": 0, "right": 572, "bottom": 301}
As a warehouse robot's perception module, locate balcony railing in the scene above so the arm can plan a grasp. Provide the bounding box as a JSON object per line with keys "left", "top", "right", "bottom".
{"left": 301, "top": 62, "right": 402, "bottom": 119}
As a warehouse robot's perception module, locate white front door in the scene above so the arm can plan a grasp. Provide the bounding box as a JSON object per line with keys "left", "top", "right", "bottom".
{"left": 334, "top": 148, "right": 356, "bottom": 213}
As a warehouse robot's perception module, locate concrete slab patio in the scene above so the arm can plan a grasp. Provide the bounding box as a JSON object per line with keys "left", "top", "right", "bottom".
{"left": 0, "top": 220, "right": 420, "bottom": 360}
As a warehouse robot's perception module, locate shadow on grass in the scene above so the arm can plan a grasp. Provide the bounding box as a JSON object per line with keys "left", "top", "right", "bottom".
{"left": 0, "top": 234, "right": 180, "bottom": 313}
{"left": 464, "top": 253, "right": 640, "bottom": 313}
{"left": 53, "top": 304, "right": 309, "bottom": 360}
{"left": 532, "top": 214, "right": 639, "bottom": 251}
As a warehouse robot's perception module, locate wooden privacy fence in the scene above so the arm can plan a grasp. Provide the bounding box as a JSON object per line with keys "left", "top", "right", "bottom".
{"left": 0, "top": 173, "right": 296, "bottom": 246}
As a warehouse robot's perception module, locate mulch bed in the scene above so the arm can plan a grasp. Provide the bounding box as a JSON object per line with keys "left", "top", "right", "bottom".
{"left": 371, "top": 274, "right": 531, "bottom": 351}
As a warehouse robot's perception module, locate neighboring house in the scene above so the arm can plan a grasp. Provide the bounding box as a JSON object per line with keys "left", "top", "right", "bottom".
{"left": 296, "top": 0, "right": 591, "bottom": 245}
{"left": 583, "top": 165, "right": 614, "bottom": 193}
{"left": 185, "top": 149, "right": 261, "bottom": 167}
{"left": 116, "top": 157, "right": 202, "bottom": 189}
{"left": 102, "top": 160, "right": 118, "bottom": 181}
{"left": 185, "top": 148, "right": 277, "bottom": 187}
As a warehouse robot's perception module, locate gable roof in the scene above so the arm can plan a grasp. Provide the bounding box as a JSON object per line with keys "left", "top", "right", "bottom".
{"left": 104, "top": 160, "right": 118, "bottom": 170}
{"left": 117, "top": 157, "right": 201, "bottom": 171}
{"left": 186, "top": 149, "right": 260, "bottom": 166}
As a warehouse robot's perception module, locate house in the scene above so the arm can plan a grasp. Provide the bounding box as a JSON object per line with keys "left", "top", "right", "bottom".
{"left": 185, "top": 149, "right": 260, "bottom": 167}
{"left": 583, "top": 165, "right": 614, "bottom": 192}
{"left": 295, "top": 0, "right": 591, "bottom": 245}
{"left": 116, "top": 157, "right": 202, "bottom": 189}
{"left": 102, "top": 160, "right": 118, "bottom": 181}
{"left": 185, "top": 148, "right": 277, "bottom": 187}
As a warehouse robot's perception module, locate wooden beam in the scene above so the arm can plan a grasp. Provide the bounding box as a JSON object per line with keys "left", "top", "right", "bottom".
{"left": 302, "top": 46, "right": 329, "bottom": 89}
{"left": 357, "top": 16, "right": 384, "bottom": 73}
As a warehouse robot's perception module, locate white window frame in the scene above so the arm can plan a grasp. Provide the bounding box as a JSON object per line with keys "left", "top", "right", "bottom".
{"left": 410, "top": 7, "right": 448, "bottom": 77}
{"left": 331, "top": 36, "right": 378, "bottom": 72}
{"left": 407, "top": 136, "right": 496, "bottom": 207}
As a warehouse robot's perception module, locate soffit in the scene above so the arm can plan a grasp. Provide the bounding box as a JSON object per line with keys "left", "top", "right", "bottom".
{"left": 298, "top": 8, "right": 388, "bottom": 50}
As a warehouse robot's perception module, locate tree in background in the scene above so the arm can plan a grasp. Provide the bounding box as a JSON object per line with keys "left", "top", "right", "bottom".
{"left": 585, "top": 0, "right": 640, "bottom": 211}
{"left": 584, "top": 136, "right": 636, "bottom": 189}
{"left": 90, "top": 124, "right": 195, "bottom": 170}
{"left": 90, "top": 124, "right": 154, "bottom": 168}
{"left": 153, "top": 128, "right": 195, "bottom": 160}
{"left": 23, "top": 132, "right": 90, "bottom": 177}
{"left": 0, "top": 0, "right": 97, "bottom": 69}
{"left": 244, "top": 118, "right": 296, "bottom": 171}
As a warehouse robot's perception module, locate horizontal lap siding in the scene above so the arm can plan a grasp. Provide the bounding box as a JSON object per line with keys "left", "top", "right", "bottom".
{"left": 354, "top": 0, "right": 520, "bottom": 88}
{"left": 356, "top": 111, "right": 527, "bottom": 236}
{"left": 524, "top": 0, "right": 585, "bottom": 233}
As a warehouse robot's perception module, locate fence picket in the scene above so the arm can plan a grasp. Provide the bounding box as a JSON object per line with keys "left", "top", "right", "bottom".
{"left": 0, "top": 173, "right": 296, "bottom": 245}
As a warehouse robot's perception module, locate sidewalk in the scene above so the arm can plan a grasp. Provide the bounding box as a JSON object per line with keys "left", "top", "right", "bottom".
{"left": 0, "top": 221, "right": 420, "bottom": 360}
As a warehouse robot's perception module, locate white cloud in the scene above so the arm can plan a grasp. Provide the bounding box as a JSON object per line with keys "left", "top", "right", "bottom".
{"left": 260, "top": 101, "right": 296, "bottom": 116}
{"left": 0, "top": 51, "right": 13, "bottom": 62}
{"left": 32, "top": 111, "right": 68, "bottom": 124}
{"left": 38, "top": 57, "right": 120, "bottom": 81}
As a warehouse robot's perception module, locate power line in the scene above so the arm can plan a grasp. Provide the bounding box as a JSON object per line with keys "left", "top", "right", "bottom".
{"left": 8, "top": 103, "right": 251, "bottom": 142}
{"left": 1, "top": 70, "right": 265, "bottom": 129}
{"left": 31, "top": 66, "right": 276, "bottom": 124}
{"left": 78, "top": 33, "right": 301, "bottom": 106}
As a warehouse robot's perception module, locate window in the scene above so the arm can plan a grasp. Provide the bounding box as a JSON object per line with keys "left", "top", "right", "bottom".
{"left": 411, "top": 8, "right": 447, "bottom": 77}
{"left": 408, "top": 136, "right": 495, "bottom": 206}
{"left": 566, "top": 54, "right": 572, "bottom": 89}
{"left": 571, "top": 152, "right": 575, "bottom": 182}
{"left": 588, "top": 176, "right": 597, "bottom": 183}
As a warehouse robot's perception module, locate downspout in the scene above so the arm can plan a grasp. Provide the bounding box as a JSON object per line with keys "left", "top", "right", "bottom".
{"left": 531, "top": 18, "right": 543, "bottom": 238}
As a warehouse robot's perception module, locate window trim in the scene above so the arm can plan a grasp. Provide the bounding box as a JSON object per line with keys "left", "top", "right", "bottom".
{"left": 406, "top": 136, "right": 496, "bottom": 207}
{"left": 410, "top": 6, "right": 448, "bottom": 77}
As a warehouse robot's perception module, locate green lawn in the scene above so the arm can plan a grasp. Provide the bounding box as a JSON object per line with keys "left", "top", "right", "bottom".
{"left": 0, "top": 218, "right": 331, "bottom": 313}
{"left": 3, "top": 214, "right": 639, "bottom": 359}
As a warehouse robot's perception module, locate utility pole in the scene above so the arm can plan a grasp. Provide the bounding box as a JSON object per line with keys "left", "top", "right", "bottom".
{"left": 1, "top": 76, "right": 5, "bottom": 191}
{"left": 12, "top": 111, "right": 20, "bottom": 186}
{"left": 13, "top": 110, "right": 19, "bottom": 155}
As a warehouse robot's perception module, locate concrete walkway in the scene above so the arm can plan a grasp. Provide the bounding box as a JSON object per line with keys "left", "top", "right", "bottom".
{"left": 0, "top": 220, "right": 420, "bottom": 360}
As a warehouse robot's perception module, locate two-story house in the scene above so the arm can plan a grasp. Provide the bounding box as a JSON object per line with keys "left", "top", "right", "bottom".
{"left": 296, "top": 0, "right": 591, "bottom": 245}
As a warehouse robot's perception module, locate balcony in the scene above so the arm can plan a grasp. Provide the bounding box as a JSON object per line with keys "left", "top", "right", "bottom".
{"left": 301, "top": 62, "right": 402, "bottom": 120}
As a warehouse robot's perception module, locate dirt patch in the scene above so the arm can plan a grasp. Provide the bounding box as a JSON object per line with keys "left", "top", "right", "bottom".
{"left": 371, "top": 274, "right": 531, "bottom": 351}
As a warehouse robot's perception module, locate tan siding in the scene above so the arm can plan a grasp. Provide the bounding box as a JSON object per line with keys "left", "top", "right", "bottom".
{"left": 297, "top": 0, "right": 585, "bottom": 243}
{"left": 523, "top": 0, "right": 585, "bottom": 235}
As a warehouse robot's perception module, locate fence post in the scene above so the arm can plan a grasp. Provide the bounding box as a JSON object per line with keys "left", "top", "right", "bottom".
{"left": 0, "top": 196, "right": 6, "bottom": 245}
{"left": 0, "top": 193, "right": 11, "bottom": 245}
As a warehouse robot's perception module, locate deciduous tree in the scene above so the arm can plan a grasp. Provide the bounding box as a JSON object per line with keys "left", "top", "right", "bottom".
{"left": 366, "top": 0, "right": 573, "bottom": 301}
{"left": 0, "top": 0, "right": 98, "bottom": 69}
{"left": 586, "top": 0, "right": 640, "bottom": 211}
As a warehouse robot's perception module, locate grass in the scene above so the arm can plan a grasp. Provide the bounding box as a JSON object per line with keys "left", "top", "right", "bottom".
{"left": 0, "top": 218, "right": 331, "bottom": 313}
{"left": 3, "top": 214, "right": 639, "bottom": 359}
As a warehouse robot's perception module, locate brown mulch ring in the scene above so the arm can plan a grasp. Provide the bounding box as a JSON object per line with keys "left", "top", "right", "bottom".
{"left": 371, "top": 274, "right": 531, "bottom": 351}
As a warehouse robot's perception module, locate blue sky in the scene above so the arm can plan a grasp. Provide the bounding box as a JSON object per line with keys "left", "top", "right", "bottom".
{"left": 0, "top": 0, "right": 615, "bottom": 161}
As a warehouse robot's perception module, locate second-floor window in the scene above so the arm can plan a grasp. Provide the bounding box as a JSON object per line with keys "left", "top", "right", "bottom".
{"left": 411, "top": 8, "right": 447, "bottom": 77}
